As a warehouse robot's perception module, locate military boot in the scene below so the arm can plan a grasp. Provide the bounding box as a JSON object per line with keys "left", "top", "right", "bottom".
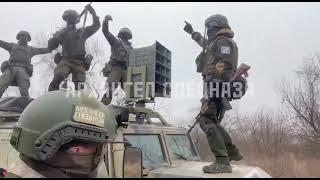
{"left": 202, "top": 162, "right": 232, "bottom": 174}
{"left": 202, "top": 157, "right": 232, "bottom": 174}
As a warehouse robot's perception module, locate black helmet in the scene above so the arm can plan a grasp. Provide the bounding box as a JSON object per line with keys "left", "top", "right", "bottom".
{"left": 205, "top": 14, "right": 230, "bottom": 29}
{"left": 62, "top": 9, "right": 80, "bottom": 24}
{"left": 16, "top": 31, "right": 31, "bottom": 42}
{"left": 118, "top": 27, "right": 132, "bottom": 40}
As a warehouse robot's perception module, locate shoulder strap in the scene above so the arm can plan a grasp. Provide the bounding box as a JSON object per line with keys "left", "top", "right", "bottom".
{"left": 26, "top": 46, "right": 32, "bottom": 58}
{"left": 116, "top": 37, "right": 132, "bottom": 49}
{"left": 10, "top": 44, "right": 18, "bottom": 56}
{"left": 116, "top": 37, "right": 125, "bottom": 46}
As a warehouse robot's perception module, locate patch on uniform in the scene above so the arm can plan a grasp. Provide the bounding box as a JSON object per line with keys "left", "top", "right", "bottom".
{"left": 221, "top": 46, "right": 231, "bottom": 54}
{"left": 216, "top": 62, "right": 225, "bottom": 74}
{"left": 73, "top": 105, "right": 105, "bottom": 127}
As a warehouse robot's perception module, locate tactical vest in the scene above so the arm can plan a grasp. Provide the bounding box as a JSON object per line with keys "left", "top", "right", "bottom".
{"left": 115, "top": 37, "right": 132, "bottom": 62}
{"left": 200, "top": 36, "right": 238, "bottom": 81}
{"left": 109, "top": 37, "right": 132, "bottom": 68}
{"left": 60, "top": 28, "right": 86, "bottom": 59}
{"left": 9, "top": 44, "right": 32, "bottom": 65}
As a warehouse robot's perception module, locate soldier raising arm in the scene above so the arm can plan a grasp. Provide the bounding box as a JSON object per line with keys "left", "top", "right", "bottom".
{"left": 48, "top": 4, "right": 100, "bottom": 51}
{"left": 184, "top": 15, "right": 244, "bottom": 174}
{"left": 0, "top": 39, "right": 13, "bottom": 52}
{"left": 0, "top": 31, "right": 52, "bottom": 98}
{"left": 47, "top": 4, "right": 100, "bottom": 91}
{"left": 183, "top": 21, "right": 205, "bottom": 48}
{"left": 102, "top": 15, "right": 132, "bottom": 48}
{"left": 100, "top": 15, "right": 133, "bottom": 106}
{"left": 81, "top": 4, "right": 101, "bottom": 40}
{"left": 102, "top": 15, "right": 118, "bottom": 47}
{"left": 0, "top": 34, "right": 51, "bottom": 59}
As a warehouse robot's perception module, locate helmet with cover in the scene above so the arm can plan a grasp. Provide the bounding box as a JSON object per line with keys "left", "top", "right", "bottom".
{"left": 10, "top": 90, "right": 118, "bottom": 162}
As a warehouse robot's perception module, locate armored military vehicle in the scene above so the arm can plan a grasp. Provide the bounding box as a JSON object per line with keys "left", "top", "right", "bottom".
{"left": 0, "top": 96, "right": 271, "bottom": 178}
{"left": 0, "top": 41, "right": 271, "bottom": 178}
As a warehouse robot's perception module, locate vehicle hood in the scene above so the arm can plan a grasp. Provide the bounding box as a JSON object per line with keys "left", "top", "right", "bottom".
{"left": 148, "top": 161, "right": 271, "bottom": 178}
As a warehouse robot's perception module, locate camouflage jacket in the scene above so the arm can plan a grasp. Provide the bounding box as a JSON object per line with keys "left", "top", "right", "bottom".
{"left": 192, "top": 28, "right": 238, "bottom": 82}
{"left": 102, "top": 21, "right": 133, "bottom": 69}
{"left": 0, "top": 41, "right": 51, "bottom": 65}
{"left": 49, "top": 14, "right": 100, "bottom": 59}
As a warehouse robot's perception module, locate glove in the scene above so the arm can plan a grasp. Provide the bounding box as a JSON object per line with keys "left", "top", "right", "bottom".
{"left": 103, "top": 15, "right": 113, "bottom": 28}
{"left": 183, "top": 21, "right": 194, "bottom": 34}
{"left": 85, "top": 4, "right": 95, "bottom": 14}
{"left": 104, "top": 15, "right": 113, "bottom": 21}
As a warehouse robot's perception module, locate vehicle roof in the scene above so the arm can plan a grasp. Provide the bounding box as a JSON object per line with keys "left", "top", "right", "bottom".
{"left": 0, "top": 96, "right": 32, "bottom": 129}
{"left": 149, "top": 161, "right": 272, "bottom": 178}
{"left": 0, "top": 96, "right": 33, "bottom": 113}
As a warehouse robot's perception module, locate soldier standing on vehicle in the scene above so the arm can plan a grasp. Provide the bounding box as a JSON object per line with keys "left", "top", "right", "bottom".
{"left": 47, "top": 4, "right": 100, "bottom": 91}
{"left": 3, "top": 90, "right": 117, "bottom": 178}
{"left": 183, "top": 14, "right": 243, "bottom": 174}
{"left": 0, "top": 31, "right": 52, "bottom": 98}
{"left": 100, "top": 15, "right": 133, "bottom": 106}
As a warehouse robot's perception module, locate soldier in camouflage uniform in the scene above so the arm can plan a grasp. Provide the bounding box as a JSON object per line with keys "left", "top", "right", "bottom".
{"left": 0, "top": 31, "right": 51, "bottom": 98}
{"left": 184, "top": 14, "right": 243, "bottom": 173}
{"left": 2, "top": 90, "right": 117, "bottom": 178}
{"left": 100, "top": 15, "right": 133, "bottom": 106}
{"left": 47, "top": 4, "right": 100, "bottom": 91}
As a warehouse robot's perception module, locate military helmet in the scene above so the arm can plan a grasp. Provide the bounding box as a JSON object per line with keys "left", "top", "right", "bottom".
{"left": 16, "top": 31, "right": 31, "bottom": 42}
{"left": 205, "top": 14, "right": 230, "bottom": 29}
{"left": 10, "top": 90, "right": 118, "bottom": 162}
{"left": 118, "top": 27, "right": 132, "bottom": 40}
{"left": 62, "top": 9, "right": 80, "bottom": 24}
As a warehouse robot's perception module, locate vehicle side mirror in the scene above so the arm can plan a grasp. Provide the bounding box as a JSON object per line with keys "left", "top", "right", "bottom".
{"left": 123, "top": 147, "right": 143, "bottom": 178}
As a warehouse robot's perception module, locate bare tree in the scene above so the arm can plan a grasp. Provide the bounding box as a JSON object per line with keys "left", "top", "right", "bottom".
{"left": 84, "top": 36, "right": 106, "bottom": 99}
{"left": 32, "top": 31, "right": 61, "bottom": 95}
{"left": 242, "top": 108, "right": 292, "bottom": 156}
{"left": 280, "top": 55, "right": 320, "bottom": 144}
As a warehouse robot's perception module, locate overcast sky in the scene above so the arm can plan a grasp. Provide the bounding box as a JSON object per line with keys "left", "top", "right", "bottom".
{"left": 0, "top": 2, "right": 319, "bottom": 124}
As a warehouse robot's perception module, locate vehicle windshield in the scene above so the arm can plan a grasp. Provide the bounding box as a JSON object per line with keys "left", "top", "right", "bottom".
{"left": 123, "top": 134, "right": 167, "bottom": 169}
{"left": 166, "top": 134, "right": 198, "bottom": 161}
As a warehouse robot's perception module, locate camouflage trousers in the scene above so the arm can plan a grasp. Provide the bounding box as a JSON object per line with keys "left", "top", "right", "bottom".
{"left": 0, "top": 66, "right": 30, "bottom": 97}
{"left": 48, "top": 59, "right": 86, "bottom": 91}
{"left": 198, "top": 98, "right": 239, "bottom": 165}
{"left": 101, "top": 66, "right": 127, "bottom": 106}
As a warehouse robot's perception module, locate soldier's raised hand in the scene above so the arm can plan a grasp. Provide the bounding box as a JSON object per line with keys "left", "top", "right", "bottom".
{"left": 184, "top": 21, "right": 194, "bottom": 34}
{"left": 104, "top": 15, "right": 113, "bottom": 22}
{"left": 85, "top": 3, "right": 95, "bottom": 14}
